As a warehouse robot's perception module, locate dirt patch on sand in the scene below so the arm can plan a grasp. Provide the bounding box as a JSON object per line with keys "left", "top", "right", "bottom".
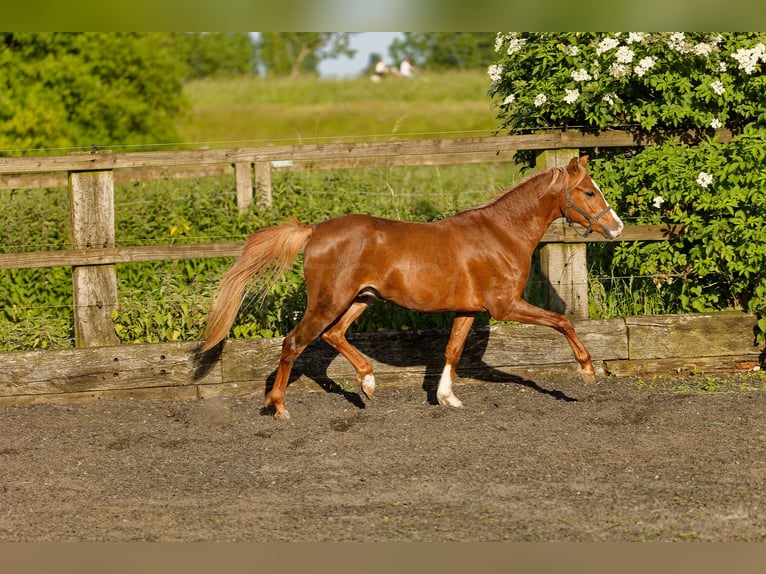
{"left": 1, "top": 372, "right": 764, "bottom": 541}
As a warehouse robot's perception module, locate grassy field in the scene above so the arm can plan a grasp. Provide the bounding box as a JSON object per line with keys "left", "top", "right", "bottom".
{"left": 176, "top": 70, "right": 500, "bottom": 146}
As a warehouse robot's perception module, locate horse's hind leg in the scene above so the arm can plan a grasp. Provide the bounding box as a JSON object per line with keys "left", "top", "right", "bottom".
{"left": 265, "top": 309, "right": 343, "bottom": 419}
{"left": 321, "top": 298, "right": 375, "bottom": 399}
{"left": 436, "top": 313, "right": 475, "bottom": 408}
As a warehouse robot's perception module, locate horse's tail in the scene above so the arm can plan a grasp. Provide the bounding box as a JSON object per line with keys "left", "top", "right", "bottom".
{"left": 200, "top": 219, "right": 313, "bottom": 352}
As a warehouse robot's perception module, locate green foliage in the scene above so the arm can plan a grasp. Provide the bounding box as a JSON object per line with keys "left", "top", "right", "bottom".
{"left": 114, "top": 273, "right": 212, "bottom": 344}
{"left": 489, "top": 33, "right": 766, "bottom": 133}
{"left": 256, "top": 33, "right": 355, "bottom": 77}
{"left": 489, "top": 32, "right": 766, "bottom": 339}
{"left": 389, "top": 33, "right": 497, "bottom": 71}
{"left": 0, "top": 33, "right": 187, "bottom": 154}
{"left": 590, "top": 128, "right": 766, "bottom": 319}
{"left": 0, "top": 162, "right": 521, "bottom": 351}
{"left": 170, "top": 33, "right": 257, "bottom": 79}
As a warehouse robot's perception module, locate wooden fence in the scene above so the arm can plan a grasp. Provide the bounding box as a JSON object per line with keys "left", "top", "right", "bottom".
{"left": 0, "top": 129, "right": 729, "bottom": 349}
{"left": 0, "top": 311, "right": 761, "bottom": 405}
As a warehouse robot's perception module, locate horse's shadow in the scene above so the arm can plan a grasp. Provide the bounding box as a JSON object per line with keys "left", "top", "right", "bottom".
{"left": 255, "top": 321, "right": 577, "bottom": 410}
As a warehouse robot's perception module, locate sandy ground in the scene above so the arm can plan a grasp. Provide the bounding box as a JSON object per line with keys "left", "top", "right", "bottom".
{"left": 1, "top": 372, "right": 764, "bottom": 542}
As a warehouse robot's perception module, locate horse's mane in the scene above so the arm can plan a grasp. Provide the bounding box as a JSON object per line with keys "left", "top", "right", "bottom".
{"left": 446, "top": 162, "right": 587, "bottom": 221}
{"left": 489, "top": 165, "right": 564, "bottom": 203}
{"left": 493, "top": 162, "right": 589, "bottom": 200}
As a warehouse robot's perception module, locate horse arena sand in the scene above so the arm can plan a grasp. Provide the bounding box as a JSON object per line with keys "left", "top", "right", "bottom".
{"left": 1, "top": 372, "right": 764, "bottom": 543}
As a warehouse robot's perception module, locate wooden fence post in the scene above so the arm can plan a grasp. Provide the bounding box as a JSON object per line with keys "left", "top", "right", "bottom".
{"left": 235, "top": 162, "right": 253, "bottom": 213}
{"left": 235, "top": 162, "right": 272, "bottom": 211}
{"left": 536, "top": 149, "right": 589, "bottom": 320}
{"left": 254, "top": 161, "right": 272, "bottom": 207}
{"left": 69, "top": 170, "right": 120, "bottom": 347}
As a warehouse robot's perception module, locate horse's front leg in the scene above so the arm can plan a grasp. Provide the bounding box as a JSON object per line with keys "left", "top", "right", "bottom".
{"left": 491, "top": 298, "right": 596, "bottom": 385}
{"left": 436, "top": 313, "right": 476, "bottom": 407}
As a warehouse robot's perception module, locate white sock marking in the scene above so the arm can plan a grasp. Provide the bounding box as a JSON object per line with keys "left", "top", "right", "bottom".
{"left": 436, "top": 364, "right": 463, "bottom": 408}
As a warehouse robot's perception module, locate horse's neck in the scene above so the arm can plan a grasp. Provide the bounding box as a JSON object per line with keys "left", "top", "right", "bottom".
{"left": 489, "top": 171, "right": 562, "bottom": 236}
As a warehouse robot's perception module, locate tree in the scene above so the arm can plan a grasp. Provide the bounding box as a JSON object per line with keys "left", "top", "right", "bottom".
{"left": 256, "top": 33, "right": 355, "bottom": 77}
{"left": 488, "top": 33, "right": 766, "bottom": 337}
{"left": 0, "top": 33, "right": 187, "bottom": 154}
{"left": 171, "top": 32, "right": 256, "bottom": 79}
{"left": 389, "top": 33, "right": 496, "bottom": 70}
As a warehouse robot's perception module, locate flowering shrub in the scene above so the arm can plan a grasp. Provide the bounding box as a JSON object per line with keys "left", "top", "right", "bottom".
{"left": 489, "top": 32, "right": 766, "bottom": 132}
{"left": 489, "top": 33, "right": 766, "bottom": 336}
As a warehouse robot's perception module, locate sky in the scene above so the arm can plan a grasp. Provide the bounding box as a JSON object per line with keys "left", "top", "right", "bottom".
{"left": 317, "top": 32, "right": 404, "bottom": 78}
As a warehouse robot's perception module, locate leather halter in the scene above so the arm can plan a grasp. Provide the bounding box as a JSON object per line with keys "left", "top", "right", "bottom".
{"left": 563, "top": 186, "right": 613, "bottom": 237}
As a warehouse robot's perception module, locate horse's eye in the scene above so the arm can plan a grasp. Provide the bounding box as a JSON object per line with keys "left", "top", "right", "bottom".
{"left": 585, "top": 191, "right": 596, "bottom": 198}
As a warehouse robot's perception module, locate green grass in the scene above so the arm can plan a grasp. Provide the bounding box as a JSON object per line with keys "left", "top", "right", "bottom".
{"left": 177, "top": 71, "right": 499, "bottom": 146}
{"left": 634, "top": 371, "right": 766, "bottom": 395}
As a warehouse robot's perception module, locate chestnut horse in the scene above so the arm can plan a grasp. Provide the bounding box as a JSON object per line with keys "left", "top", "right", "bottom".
{"left": 201, "top": 156, "right": 623, "bottom": 418}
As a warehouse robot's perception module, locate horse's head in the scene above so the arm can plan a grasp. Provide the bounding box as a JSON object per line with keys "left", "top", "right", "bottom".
{"left": 560, "top": 155, "right": 623, "bottom": 239}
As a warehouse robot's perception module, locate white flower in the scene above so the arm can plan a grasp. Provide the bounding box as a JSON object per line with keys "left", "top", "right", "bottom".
{"left": 608, "top": 63, "right": 630, "bottom": 78}
{"left": 634, "top": 56, "right": 656, "bottom": 77}
{"left": 494, "top": 33, "right": 526, "bottom": 55}
{"left": 494, "top": 33, "right": 506, "bottom": 53}
{"left": 668, "top": 32, "right": 689, "bottom": 53}
{"left": 502, "top": 94, "right": 516, "bottom": 105}
{"left": 731, "top": 43, "right": 766, "bottom": 75}
{"left": 694, "top": 43, "right": 714, "bottom": 57}
{"left": 710, "top": 118, "right": 722, "bottom": 129}
{"left": 571, "top": 68, "right": 592, "bottom": 82}
{"left": 565, "top": 45, "right": 580, "bottom": 56}
{"left": 564, "top": 88, "right": 579, "bottom": 104}
{"left": 615, "top": 46, "right": 635, "bottom": 64}
{"left": 627, "top": 32, "right": 646, "bottom": 44}
{"left": 718, "top": 61, "right": 728, "bottom": 73}
{"left": 710, "top": 80, "right": 725, "bottom": 95}
{"left": 652, "top": 196, "right": 665, "bottom": 209}
{"left": 488, "top": 64, "right": 503, "bottom": 83}
{"left": 507, "top": 37, "right": 527, "bottom": 56}
{"left": 602, "top": 92, "right": 619, "bottom": 105}
{"left": 596, "top": 37, "right": 620, "bottom": 56}
{"left": 696, "top": 171, "right": 714, "bottom": 188}
{"left": 534, "top": 93, "right": 547, "bottom": 107}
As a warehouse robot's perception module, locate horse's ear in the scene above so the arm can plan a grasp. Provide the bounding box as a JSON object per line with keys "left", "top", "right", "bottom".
{"left": 566, "top": 156, "right": 581, "bottom": 175}
{"left": 579, "top": 155, "right": 589, "bottom": 167}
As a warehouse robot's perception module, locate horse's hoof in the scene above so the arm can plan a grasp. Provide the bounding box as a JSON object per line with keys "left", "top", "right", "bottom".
{"left": 437, "top": 392, "right": 464, "bottom": 408}
{"left": 273, "top": 409, "right": 291, "bottom": 420}
{"left": 360, "top": 374, "right": 375, "bottom": 400}
{"left": 579, "top": 370, "right": 596, "bottom": 386}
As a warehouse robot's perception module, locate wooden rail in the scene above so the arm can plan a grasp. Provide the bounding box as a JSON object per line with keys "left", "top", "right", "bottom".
{"left": 0, "top": 130, "right": 707, "bottom": 347}
{"left": 0, "top": 311, "right": 760, "bottom": 405}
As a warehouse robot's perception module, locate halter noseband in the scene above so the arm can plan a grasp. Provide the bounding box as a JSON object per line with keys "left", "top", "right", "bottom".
{"left": 563, "top": 186, "right": 613, "bottom": 238}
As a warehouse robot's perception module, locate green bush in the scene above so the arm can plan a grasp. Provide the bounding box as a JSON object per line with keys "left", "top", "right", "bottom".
{"left": 489, "top": 32, "right": 766, "bottom": 338}
{"left": 0, "top": 33, "right": 186, "bottom": 154}
{"left": 590, "top": 127, "right": 766, "bottom": 329}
